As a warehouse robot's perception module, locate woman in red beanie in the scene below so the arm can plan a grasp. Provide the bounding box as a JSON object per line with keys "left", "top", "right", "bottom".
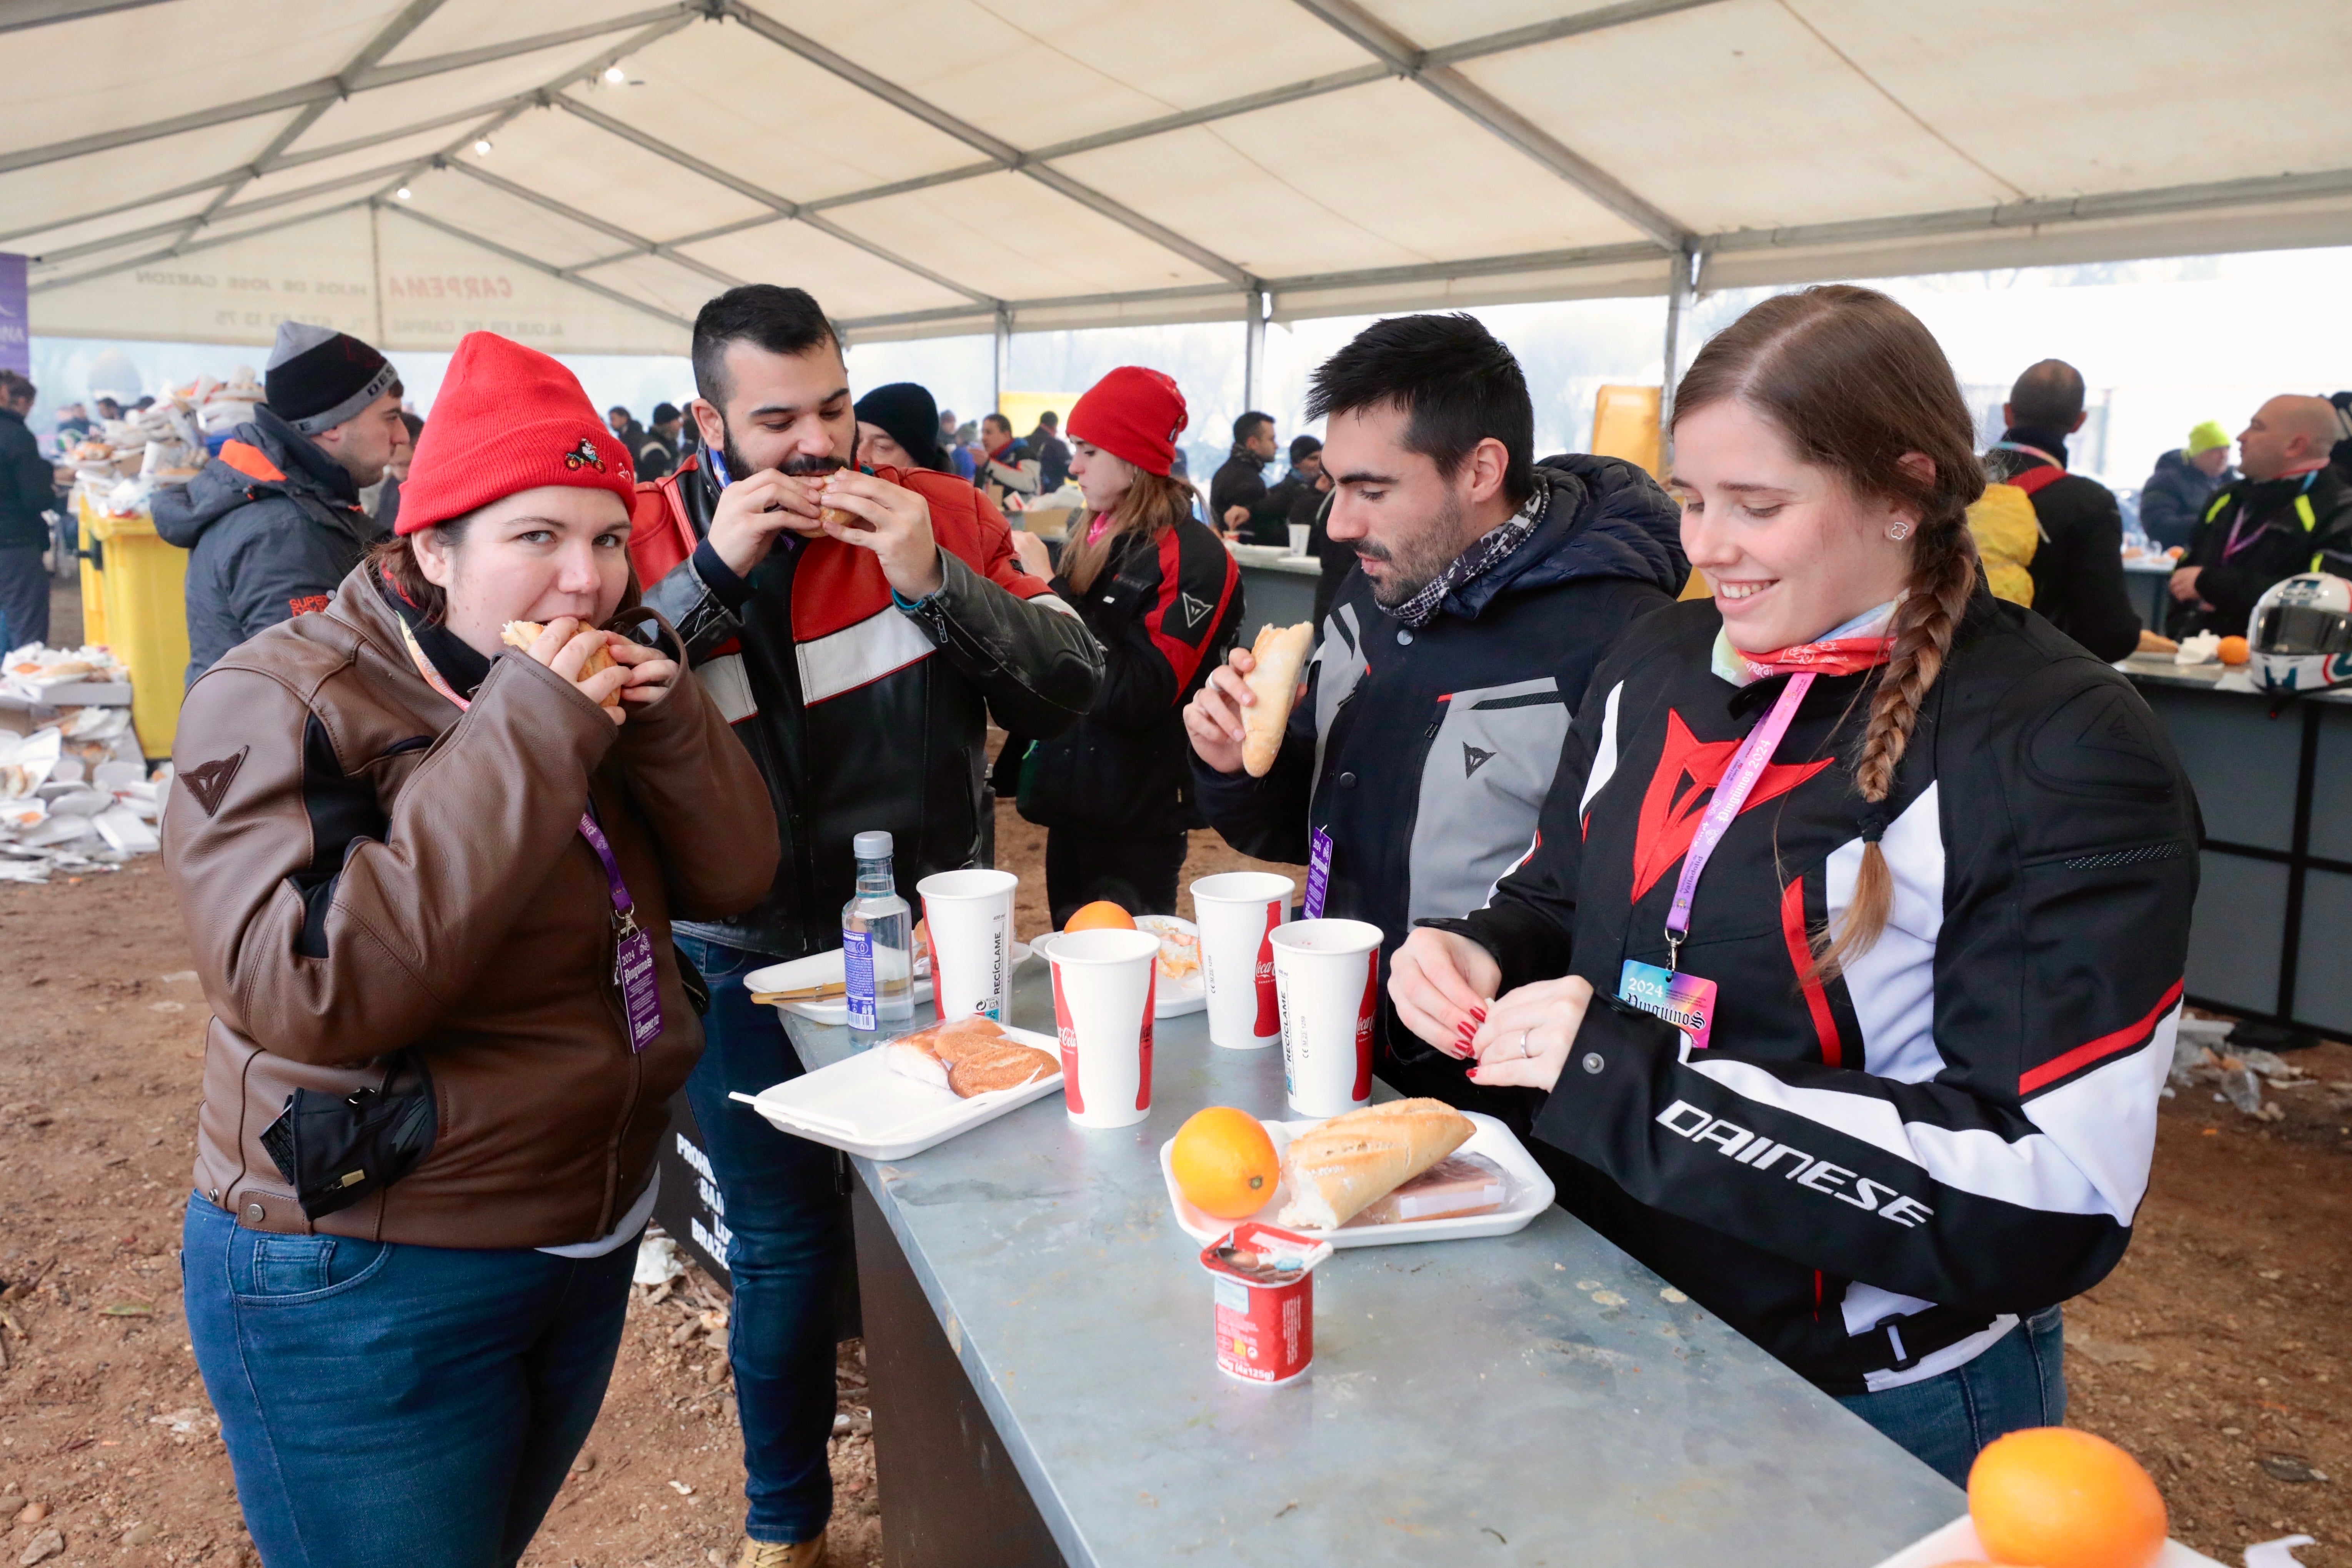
{"left": 164, "top": 331, "right": 778, "bottom": 1568}
{"left": 1002, "top": 367, "right": 1245, "bottom": 924}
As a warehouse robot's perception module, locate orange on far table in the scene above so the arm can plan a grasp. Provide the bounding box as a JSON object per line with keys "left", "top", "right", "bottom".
{"left": 1064, "top": 900, "right": 1137, "bottom": 932}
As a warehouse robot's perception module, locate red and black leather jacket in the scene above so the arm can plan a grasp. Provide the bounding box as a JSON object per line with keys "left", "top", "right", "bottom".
{"left": 631, "top": 455, "right": 1103, "bottom": 959}
{"left": 1010, "top": 513, "right": 1243, "bottom": 838}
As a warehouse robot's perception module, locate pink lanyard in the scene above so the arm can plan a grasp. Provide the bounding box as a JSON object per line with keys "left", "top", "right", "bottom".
{"left": 2221, "top": 472, "right": 2315, "bottom": 562}
{"left": 1664, "top": 671, "right": 1814, "bottom": 969}
{"left": 398, "top": 621, "right": 664, "bottom": 1052}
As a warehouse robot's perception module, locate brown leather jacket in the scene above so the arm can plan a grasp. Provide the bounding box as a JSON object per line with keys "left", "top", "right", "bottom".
{"left": 166, "top": 566, "right": 779, "bottom": 1248}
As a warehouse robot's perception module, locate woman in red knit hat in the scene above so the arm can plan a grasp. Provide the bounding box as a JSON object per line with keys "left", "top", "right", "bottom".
{"left": 1001, "top": 367, "right": 1245, "bottom": 925}
{"left": 164, "top": 331, "right": 778, "bottom": 1568}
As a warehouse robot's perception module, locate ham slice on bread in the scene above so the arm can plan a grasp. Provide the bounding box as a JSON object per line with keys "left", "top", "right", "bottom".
{"left": 884, "top": 1017, "right": 1054, "bottom": 1098}
{"left": 1241, "top": 622, "right": 1312, "bottom": 778}
{"left": 1276, "top": 1098, "right": 1474, "bottom": 1231}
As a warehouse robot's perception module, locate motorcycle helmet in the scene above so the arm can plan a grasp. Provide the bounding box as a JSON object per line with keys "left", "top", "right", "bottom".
{"left": 2249, "top": 572, "right": 2352, "bottom": 693}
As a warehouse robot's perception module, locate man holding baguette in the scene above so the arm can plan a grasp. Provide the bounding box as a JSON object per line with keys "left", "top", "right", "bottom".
{"left": 628, "top": 285, "right": 1103, "bottom": 1568}
{"left": 1184, "top": 312, "right": 1684, "bottom": 1125}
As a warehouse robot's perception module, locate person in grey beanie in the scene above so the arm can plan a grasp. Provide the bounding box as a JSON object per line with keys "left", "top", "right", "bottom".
{"left": 155, "top": 321, "right": 406, "bottom": 685}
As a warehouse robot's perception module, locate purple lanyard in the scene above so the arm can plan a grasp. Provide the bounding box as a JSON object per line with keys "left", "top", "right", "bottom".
{"left": 399, "top": 620, "right": 665, "bottom": 1053}
{"left": 2220, "top": 473, "right": 2314, "bottom": 562}
{"left": 1664, "top": 671, "right": 1815, "bottom": 968}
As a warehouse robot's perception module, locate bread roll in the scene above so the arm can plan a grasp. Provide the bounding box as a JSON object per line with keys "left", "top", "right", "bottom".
{"left": 883, "top": 1038, "right": 952, "bottom": 1092}
{"left": 501, "top": 621, "right": 620, "bottom": 707}
{"left": 946, "top": 1040, "right": 1057, "bottom": 1097}
{"left": 1276, "top": 1098, "right": 1474, "bottom": 1231}
{"left": 1241, "top": 622, "right": 1313, "bottom": 778}
{"left": 819, "top": 505, "right": 867, "bottom": 530}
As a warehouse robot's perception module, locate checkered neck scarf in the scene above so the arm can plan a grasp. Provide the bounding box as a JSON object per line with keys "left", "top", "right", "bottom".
{"left": 1388, "top": 482, "right": 1549, "bottom": 628}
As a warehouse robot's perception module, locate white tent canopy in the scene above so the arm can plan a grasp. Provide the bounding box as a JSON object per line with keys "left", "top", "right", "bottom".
{"left": 8, "top": 0, "right": 2350, "bottom": 361}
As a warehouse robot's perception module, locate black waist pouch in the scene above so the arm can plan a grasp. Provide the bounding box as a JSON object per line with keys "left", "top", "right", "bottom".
{"left": 258, "top": 1051, "right": 438, "bottom": 1221}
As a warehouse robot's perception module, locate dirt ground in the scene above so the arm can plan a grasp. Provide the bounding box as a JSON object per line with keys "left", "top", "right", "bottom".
{"left": 2, "top": 574, "right": 2345, "bottom": 1564}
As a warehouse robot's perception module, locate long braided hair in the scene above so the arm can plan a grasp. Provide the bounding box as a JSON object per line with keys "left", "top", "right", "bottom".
{"left": 1671, "top": 285, "right": 1985, "bottom": 978}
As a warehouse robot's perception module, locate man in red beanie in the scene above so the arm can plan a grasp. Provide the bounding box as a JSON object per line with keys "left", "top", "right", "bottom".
{"left": 625, "top": 285, "right": 1101, "bottom": 1568}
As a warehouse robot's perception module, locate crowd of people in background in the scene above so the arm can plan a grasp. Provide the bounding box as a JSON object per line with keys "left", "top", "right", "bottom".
{"left": 0, "top": 270, "right": 2325, "bottom": 1568}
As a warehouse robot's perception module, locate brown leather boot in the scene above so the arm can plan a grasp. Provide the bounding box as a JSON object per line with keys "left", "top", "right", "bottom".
{"left": 734, "top": 1536, "right": 828, "bottom": 1568}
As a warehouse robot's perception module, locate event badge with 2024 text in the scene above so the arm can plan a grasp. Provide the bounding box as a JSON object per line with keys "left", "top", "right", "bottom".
{"left": 1617, "top": 960, "right": 1716, "bottom": 1050}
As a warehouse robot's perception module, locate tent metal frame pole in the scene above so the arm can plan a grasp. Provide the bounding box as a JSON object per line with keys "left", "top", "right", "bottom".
{"left": 439, "top": 158, "right": 746, "bottom": 290}
{"left": 378, "top": 202, "right": 693, "bottom": 330}
{"left": 28, "top": 195, "right": 382, "bottom": 295}
{"left": 27, "top": 156, "right": 424, "bottom": 265}
{"left": 1658, "top": 243, "right": 1699, "bottom": 467}
{"left": 1243, "top": 289, "right": 1268, "bottom": 419}
{"left": 0, "top": 0, "right": 172, "bottom": 32}
{"left": 992, "top": 307, "right": 1011, "bottom": 412}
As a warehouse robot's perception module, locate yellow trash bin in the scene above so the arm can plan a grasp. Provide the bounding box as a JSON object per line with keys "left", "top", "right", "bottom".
{"left": 78, "top": 500, "right": 190, "bottom": 762}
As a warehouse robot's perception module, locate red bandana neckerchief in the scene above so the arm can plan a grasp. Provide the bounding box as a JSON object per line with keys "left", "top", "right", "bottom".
{"left": 1710, "top": 600, "right": 1899, "bottom": 688}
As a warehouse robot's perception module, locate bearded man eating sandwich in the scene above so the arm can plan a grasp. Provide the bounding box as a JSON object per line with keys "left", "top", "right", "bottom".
{"left": 629, "top": 285, "right": 1102, "bottom": 1568}
{"left": 1183, "top": 312, "right": 1685, "bottom": 1136}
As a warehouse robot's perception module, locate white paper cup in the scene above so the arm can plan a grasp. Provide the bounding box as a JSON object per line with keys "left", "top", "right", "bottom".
{"left": 1270, "top": 918, "right": 1382, "bottom": 1118}
{"left": 1190, "top": 871, "right": 1294, "bottom": 1050}
{"left": 917, "top": 869, "right": 1018, "bottom": 1023}
{"left": 1046, "top": 927, "right": 1159, "bottom": 1128}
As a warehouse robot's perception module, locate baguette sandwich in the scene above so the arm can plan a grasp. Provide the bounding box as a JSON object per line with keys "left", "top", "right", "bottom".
{"left": 1241, "top": 622, "right": 1313, "bottom": 778}
{"left": 1276, "top": 1098, "right": 1474, "bottom": 1231}
{"left": 501, "top": 621, "right": 621, "bottom": 707}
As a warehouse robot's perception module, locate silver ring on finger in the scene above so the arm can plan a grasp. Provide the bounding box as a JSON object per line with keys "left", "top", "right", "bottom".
{"left": 1519, "top": 1028, "right": 1534, "bottom": 1059}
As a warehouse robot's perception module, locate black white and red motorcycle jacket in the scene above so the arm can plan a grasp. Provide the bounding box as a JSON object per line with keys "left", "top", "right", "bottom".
{"left": 1431, "top": 590, "right": 2201, "bottom": 1395}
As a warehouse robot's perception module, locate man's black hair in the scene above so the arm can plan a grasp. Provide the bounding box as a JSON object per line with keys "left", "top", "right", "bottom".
{"left": 1036, "top": 410, "right": 1058, "bottom": 429}
{"left": 1305, "top": 313, "right": 1533, "bottom": 503}
{"left": 691, "top": 285, "right": 840, "bottom": 407}
{"left": 1233, "top": 410, "right": 1273, "bottom": 445}
{"left": 1289, "top": 433, "right": 1323, "bottom": 464}
{"left": 607, "top": 404, "right": 630, "bottom": 419}
{"left": 981, "top": 411, "right": 1013, "bottom": 434}
{"left": 651, "top": 402, "right": 681, "bottom": 425}
{"left": 2008, "top": 358, "right": 2086, "bottom": 429}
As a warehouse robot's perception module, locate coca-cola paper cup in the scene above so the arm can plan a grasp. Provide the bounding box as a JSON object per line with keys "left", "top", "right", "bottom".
{"left": 916, "top": 869, "right": 1017, "bottom": 1023}
{"left": 1269, "top": 918, "right": 1381, "bottom": 1118}
{"left": 1189, "top": 871, "right": 1293, "bottom": 1050}
{"left": 1046, "top": 927, "right": 1159, "bottom": 1128}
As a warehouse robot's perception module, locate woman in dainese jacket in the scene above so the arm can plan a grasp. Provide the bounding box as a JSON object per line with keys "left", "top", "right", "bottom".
{"left": 1389, "top": 287, "right": 2199, "bottom": 1485}
{"left": 1005, "top": 367, "right": 1242, "bottom": 925}
{"left": 165, "top": 332, "right": 776, "bottom": 1568}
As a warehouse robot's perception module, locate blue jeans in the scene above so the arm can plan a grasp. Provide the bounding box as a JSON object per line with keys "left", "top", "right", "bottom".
{"left": 181, "top": 1193, "right": 635, "bottom": 1568}
{"left": 1837, "top": 1305, "right": 2067, "bottom": 1486}
{"left": 680, "top": 935, "right": 850, "bottom": 1546}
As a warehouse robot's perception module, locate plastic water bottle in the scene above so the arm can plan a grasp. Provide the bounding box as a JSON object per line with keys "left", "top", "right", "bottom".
{"left": 842, "top": 830, "right": 913, "bottom": 1035}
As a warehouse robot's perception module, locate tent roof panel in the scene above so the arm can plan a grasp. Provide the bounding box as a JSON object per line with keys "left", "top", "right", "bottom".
{"left": 666, "top": 221, "right": 974, "bottom": 319}
{"left": 0, "top": 114, "right": 298, "bottom": 242}
{"left": 394, "top": 168, "right": 623, "bottom": 270}
{"left": 756, "top": 0, "right": 1360, "bottom": 151}
{"left": 290, "top": 35, "right": 625, "bottom": 155}
{"left": 376, "top": 0, "right": 680, "bottom": 66}
{"left": 470, "top": 110, "right": 775, "bottom": 241}
{"left": 0, "top": 0, "right": 403, "bottom": 152}
{"left": 571, "top": 250, "right": 745, "bottom": 323}
{"left": 1798, "top": 0, "right": 2352, "bottom": 196}
{"left": 555, "top": 25, "right": 986, "bottom": 205}
{"left": 826, "top": 171, "right": 1228, "bottom": 301}
{"left": 1453, "top": 0, "right": 2018, "bottom": 234}
{"left": 1346, "top": 0, "right": 1642, "bottom": 49}
{"left": 375, "top": 204, "right": 688, "bottom": 353}
{"left": 1051, "top": 78, "right": 1648, "bottom": 280}
{"left": 223, "top": 127, "right": 472, "bottom": 209}
{"left": 31, "top": 205, "right": 383, "bottom": 347}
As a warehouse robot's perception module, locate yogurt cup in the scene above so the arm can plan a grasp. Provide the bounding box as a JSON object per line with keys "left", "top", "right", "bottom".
{"left": 1199, "top": 1221, "right": 1334, "bottom": 1386}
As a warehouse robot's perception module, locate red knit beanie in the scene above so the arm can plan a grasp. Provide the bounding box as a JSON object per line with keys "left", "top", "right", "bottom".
{"left": 1067, "top": 366, "right": 1187, "bottom": 478}
{"left": 394, "top": 331, "right": 636, "bottom": 535}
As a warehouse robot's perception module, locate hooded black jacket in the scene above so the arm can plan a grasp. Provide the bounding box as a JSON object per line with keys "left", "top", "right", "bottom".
{"left": 2136, "top": 448, "right": 2230, "bottom": 551}
{"left": 1193, "top": 452, "right": 1687, "bottom": 1076}
{"left": 154, "top": 405, "right": 383, "bottom": 687}
{"left": 1429, "top": 592, "right": 2199, "bottom": 1395}
{"left": 1985, "top": 429, "right": 2140, "bottom": 662}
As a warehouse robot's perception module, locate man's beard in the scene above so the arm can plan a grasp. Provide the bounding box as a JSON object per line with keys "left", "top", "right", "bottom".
{"left": 1357, "top": 489, "right": 1471, "bottom": 609}
{"left": 721, "top": 423, "right": 846, "bottom": 483}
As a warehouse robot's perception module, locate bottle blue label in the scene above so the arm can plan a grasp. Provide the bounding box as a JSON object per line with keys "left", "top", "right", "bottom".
{"left": 844, "top": 930, "right": 877, "bottom": 1031}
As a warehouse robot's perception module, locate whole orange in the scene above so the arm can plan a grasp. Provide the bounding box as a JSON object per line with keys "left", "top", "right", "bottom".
{"left": 1969, "top": 1427, "right": 2166, "bottom": 1568}
{"left": 1170, "top": 1107, "right": 1280, "bottom": 1220}
{"left": 2217, "top": 635, "right": 2250, "bottom": 666}
{"left": 1065, "top": 900, "right": 1137, "bottom": 932}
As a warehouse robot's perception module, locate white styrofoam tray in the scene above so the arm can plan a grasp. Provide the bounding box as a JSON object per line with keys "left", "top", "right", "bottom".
{"left": 1871, "top": 1516, "right": 2225, "bottom": 1568}
{"left": 1158, "top": 1110, "right": 1553, "bottom": 1249}
{"left": 1027, "top": 920, "right": 1204, "bottom": 1018}
{"left": 732, "top": 1024, "right": 1063, "bottom": 1161}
